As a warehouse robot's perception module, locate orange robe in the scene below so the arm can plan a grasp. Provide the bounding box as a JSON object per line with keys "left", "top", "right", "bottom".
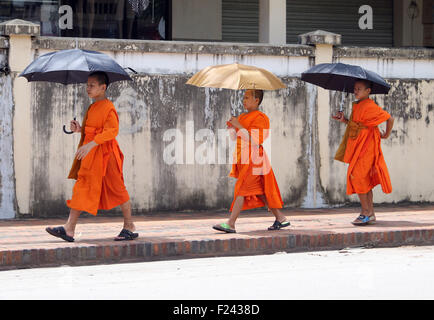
{"left": 66, "top": 98, "right": 129, "bottom": 215}
{"left": 229, "top": 110, "right": 283, "bottom": 211}
{"left": 335, "top": 98, "right": 392, "bottom": 195}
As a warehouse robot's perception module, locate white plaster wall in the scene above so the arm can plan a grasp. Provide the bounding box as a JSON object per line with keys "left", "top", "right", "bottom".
{"left": 10, "top": 35, "right": 33, "bottom": 215}
{"left": 113, "top": 84, "right": 153, "bottom": 211}
{"left": 38, "top": 49, "right": 310, "bottom": 77}
{"left": 337, "top": 57, "right": 434, "bottom": 79}
{"left": 110, "top": 51, "right": 309, "bottom": 77}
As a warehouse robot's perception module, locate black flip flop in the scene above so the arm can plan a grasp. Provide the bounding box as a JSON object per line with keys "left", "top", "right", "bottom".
{"left": 268, "top": 220, "right": 291, "bottom": 231}
{"left": 45, "top": 226, "right": 75, "bottom": 242}
{"left": 114, "top": 228, "right": 139, "bottom": 241}
{"left": 212, "top": 223, "right": 236, "bottom": 233}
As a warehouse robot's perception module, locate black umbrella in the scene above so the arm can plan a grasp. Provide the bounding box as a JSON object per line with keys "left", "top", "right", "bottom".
{"left": 19, "top": 49, "right": 133, "bottom": 133}
{"left": 301, "top": 62, "right": 391, "bottom": 95}
{"left": 20, "top": 49, "right": 132, "bottom": 85}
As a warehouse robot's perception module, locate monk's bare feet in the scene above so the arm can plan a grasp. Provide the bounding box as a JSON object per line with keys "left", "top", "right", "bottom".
{"left": 279, "top": 218, "right": 290, "bottom": 224}
{"left": 367, "top": 211, "right": 376, "bottom": 224}
{"left": 123, "top": 220, "right": 136, "bottom": 233}
{"left": 114, "top": 220, "right": 139, "bottom": 241}
{"left": 64, "top": 228, "right": 75, "bottom": 238}
{"left": 352, "top": 211, "right": 375, "bottom": 225}
{"left": 63, "top": 224, "right": 75, "bottom": 238}
{"left": 225, "top": 220, "right": 236, "bottom": 230}
{"left": 274, "top": 212, "right": 288, "bottom": 224}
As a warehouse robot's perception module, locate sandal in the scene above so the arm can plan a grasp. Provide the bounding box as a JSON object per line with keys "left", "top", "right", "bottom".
{"left": 351, "top": 215, "right": 375, "bottom": 226}
{"left": 212, "top": 223, "right": 236, "bottom": 233}
{"left": 268, "top": 220, "right": 291, "bottom": 231}
{"left": 45, "top": 226, "right": 75, "bottom": 242}
{"left": 367, "top": 215, "right": 376, "bottom": 225}
{"left": 114, "top": 228, "right": 139, "bottom": 241}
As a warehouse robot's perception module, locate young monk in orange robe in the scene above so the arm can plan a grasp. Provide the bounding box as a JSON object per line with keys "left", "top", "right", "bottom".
{"left": 332, "top": 79, "right": 394, "bottom": 226}
{"left": 46, "top": 71, "right": 137, "bottom": 242}
{"left": 213, "top": 89, "right": 290, "bottom": 233}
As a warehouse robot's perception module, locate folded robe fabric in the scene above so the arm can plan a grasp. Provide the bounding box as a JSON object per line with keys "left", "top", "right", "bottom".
{"left": 66, "top": 99, "right": 129, "bottom": 215}
{"left": 334, "top": 98, "right": 392, "bottom": 195}
{"left": 229, "top": 110, "right": 283, "bottom": 211}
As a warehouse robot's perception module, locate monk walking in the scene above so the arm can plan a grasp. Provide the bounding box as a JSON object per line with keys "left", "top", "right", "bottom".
{"left": 213, "top": 89, "right": 290, "bottom": 233}
{"left": 333, "top": 79, "right": 394, "bottom": 226}
{"left": 46, "top": 71, "right": 138, "bottom": 241}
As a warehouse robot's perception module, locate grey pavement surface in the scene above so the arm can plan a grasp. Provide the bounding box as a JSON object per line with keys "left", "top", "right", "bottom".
{"left": 0, "top": 245, "right": 433, "bottom": 300}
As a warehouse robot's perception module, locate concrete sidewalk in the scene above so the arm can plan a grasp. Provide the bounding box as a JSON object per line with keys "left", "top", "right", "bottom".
{"left": 1, "top": 205, "right": 434, "bottom": 270}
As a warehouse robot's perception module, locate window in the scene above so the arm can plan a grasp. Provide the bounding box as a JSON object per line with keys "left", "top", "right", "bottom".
{"left": 0, "top": 0, "right": 171, "bottom": 40}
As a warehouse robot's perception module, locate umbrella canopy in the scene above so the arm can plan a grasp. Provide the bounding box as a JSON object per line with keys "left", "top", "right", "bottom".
{"left": 186, "top": 63, "right": 286, "bottom": 90}
{"left": 19, "top": 49, "right": 132, "bottom": 85}
{"left": 301, "top": 62, "right": 390, "bottom": 94}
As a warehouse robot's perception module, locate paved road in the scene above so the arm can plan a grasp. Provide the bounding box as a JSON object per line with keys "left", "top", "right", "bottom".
{"left": 0, "top": 245, "right": 433, "bottom": 300}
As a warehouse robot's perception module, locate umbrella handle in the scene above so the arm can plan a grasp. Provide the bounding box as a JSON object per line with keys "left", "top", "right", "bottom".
{"left": 63, "top": 125, "right": 73, "bottom": 134}
{"left": 63, "top": 117, "right": 76, "bottom": 135}
{"left": 124, "top": 67, "right": 138, "bottom": 74}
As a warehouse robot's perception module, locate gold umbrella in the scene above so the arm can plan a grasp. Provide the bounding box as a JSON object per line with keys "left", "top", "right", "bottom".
{"left": 186, "top": 63, "right": 286, "bottom": 90}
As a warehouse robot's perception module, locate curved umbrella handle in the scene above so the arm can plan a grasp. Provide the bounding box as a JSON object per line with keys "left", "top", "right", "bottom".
{"left": 124, "top": 67, "right": 138, "bottom": 74}
{"left": 63, "top": 125, "right": 73, "bottom": 134}
{"left": 63, "top": 117, "right": 76, "bottom": 134}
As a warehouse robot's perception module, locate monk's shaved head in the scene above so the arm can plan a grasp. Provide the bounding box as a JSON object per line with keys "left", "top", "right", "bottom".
{"left": 355, "top": 79, "right": 373, "bottom": 90}
{"left": 88, "top": 71, "right": 109, "bottom": 89}
{"left": 354, "top": 79, "right": 372, "bottom": 101}
{"left": 246, "top": 89, "right": 263, "bottom": 106}
{"left": 253, "top": 89, "right": 264, "bottom": 106}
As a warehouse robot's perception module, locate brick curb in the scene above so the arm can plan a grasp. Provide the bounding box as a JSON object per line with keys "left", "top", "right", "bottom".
{"left": 1, "top": 228, "right": 433, "bottom": 271}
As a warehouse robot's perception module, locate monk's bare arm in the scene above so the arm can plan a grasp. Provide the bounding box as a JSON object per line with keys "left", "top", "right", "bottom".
{"left": 228, "top": 117, "right": 253, "bottom": 143}
{"left": 381, "top": 116, "right": 394, "bottom": 139}
{"left": 75, "top": 141, "right": 97, "bottom": 160}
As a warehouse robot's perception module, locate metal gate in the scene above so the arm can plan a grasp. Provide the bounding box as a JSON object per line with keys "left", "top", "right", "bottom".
{"left": 222, "top": 0, "right": 259, "bottom": 43}
{"left": 286, "top": 0, "right": 393, "bottom": 46}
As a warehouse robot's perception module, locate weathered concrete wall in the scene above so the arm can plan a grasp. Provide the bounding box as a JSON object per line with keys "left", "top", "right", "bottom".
{"left": 0, "top": 71, "right": 16, "bottom": 219}
{"left": 1, "top": 35, "right": 434, "bottom": 218}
